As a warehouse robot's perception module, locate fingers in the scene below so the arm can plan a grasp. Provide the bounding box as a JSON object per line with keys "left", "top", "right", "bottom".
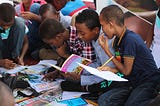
{"left": 42, "top": 71, "right": 59, "bottom": 81}
{"left": 3, "top": 59, "right": 16, "bottom": 69}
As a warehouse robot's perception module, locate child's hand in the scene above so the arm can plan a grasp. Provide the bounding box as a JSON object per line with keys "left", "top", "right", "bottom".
{"left": 97, "top": 66, "right": 111, "bottom": 71}
{"left": 98, "top": 34, "right": 109, "bottom": 51}
{"left": 0, "top": 59, "right": 16, "bottom": 69}
{"left": 97, "top": 66, "right": 118, "bottom": 73}
{"left": 16, "top": 57, "right": 24, "bottom": 66}
{"left": 42, "top": 70, "right": 59, "bottom": 81}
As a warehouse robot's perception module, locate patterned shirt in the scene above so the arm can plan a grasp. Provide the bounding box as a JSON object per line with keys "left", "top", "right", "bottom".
{"left": 67, "top": 26, "right": 96, "bottom": 61}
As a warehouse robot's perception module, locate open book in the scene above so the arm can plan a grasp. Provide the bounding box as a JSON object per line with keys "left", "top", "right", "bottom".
{"left": 48, "top": 54, "right": 91, "bottom": 75}
{"left": 77, "top": 62, "right": 128, "bottom": 81}
{"left": 0, "top": 60, "right": 57, "bottom": 74}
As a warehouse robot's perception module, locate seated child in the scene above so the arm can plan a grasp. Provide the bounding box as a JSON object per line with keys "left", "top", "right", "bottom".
{"left": 0, "top": 3, "right": 28, "bottom": 69}
{"left": 98, "top": 5, "right": 160, "bottom": 106}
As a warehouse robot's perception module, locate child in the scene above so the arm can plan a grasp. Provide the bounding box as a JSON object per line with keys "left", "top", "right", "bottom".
{"left": 39, "top": 4, "right": 72, "bottom": 28}
{"left": 39, "top": 18, "right": 96, "bottom": 82}
{"left": 98, "top": 5, "right": 160, "bottom": 106}
{"left": 15, "top": 0, "right": 46, "bottom": 55}
{"left": 45, "top": 0, "right": 88, "bottom": 16}
{"left": 74, "top": 8, "right": 131, "bottom": 100}
{"left": 0, "top": 3, "right": 28, "bottom": 69}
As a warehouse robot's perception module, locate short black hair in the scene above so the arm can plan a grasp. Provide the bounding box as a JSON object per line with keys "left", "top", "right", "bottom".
{"left": 39, "top": 4, "right": 57, "bottom": 16}
{"left": 75, "top": 9, "right": 101, "bottom": 30}
{"left": 100, "top": 5, "right": 124, "bottom": 26}
{"left": 0, "top": 3, "right": 15, "bottom": 23}
{"left": 39, "top": 18, "right": 65, "bottom": 40}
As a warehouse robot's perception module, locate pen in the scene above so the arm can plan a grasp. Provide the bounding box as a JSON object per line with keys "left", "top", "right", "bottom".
{"left": 100, "top": 56, "right": 114, "bottom": 69}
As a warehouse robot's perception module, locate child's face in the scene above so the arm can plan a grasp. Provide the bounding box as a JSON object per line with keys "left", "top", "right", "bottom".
{"left": 43, "top": 33, "right": 65, "bottom": 48}
{"left": 0, "top": 19, "right": 14, "bottom": 30}
{"left": 75, "top": 23, "right": 99, "bottom": 42}
{"left": 99, "top": 15, "right": 114, "bottom": 39}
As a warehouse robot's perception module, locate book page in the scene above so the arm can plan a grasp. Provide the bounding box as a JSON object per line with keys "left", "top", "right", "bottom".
{"left": 0, "top": 65, "right": 27, "bottom": 74}
{"left": 61, "top": 54, "right": 91, "bottom": 74}
{"left": 77, "top": 62, "right": 128, "bottom": 81}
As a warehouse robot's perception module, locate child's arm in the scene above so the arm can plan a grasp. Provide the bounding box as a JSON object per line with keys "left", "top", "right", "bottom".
{"left": 18, "top": 35, "right": 28, "bottom": 65}
{"left": 98, "top": 35, "right": 134, "bottom": 76}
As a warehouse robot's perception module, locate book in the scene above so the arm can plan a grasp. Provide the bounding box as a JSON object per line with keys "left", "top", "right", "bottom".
{"left": 77, "top": 62, "right": 128, "bottom": 81}
{"left": 58, "top": 97, "right": 88, "bottom": 106}
{"left": 26, "top": 74, "right": 61, "bottom": 93}
{"left": 48, "top": 54, "right": 91, "bottom": 75}
{"left": 0, "top": 60, "right": 57, "bottom": 74}
{"left": 17, "top": 96, "right": 49, "bottom": 106}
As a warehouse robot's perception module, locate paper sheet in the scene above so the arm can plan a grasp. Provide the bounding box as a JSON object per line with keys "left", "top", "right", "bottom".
{"left": 77, "top": 62, "right": 128, "bottom": 81}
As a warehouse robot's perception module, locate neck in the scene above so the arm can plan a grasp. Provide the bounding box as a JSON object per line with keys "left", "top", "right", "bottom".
{"left": 116, "top": 26, "right": 126, "bottom": 38}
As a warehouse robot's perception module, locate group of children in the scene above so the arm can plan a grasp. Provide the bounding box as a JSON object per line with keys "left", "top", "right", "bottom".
{"left": 0, "top": 0, "right": 160, "bottom": 106}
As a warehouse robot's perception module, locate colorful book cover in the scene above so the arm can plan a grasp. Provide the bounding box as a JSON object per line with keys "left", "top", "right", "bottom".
{"left": 48, "top": 54, "right": 92, "bottom": 75}
{"left": 60, "top": 54, "right": 92, "bottom": 74}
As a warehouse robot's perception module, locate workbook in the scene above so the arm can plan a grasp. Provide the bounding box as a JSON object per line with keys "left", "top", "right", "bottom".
{"left": 48, "top": 54, "right": 92, "bottom": 75}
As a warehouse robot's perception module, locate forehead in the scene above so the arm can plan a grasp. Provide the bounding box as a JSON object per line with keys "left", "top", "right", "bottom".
{"left": 75, "top": 23, "right": 90, "bottom": 31}
{"left": 0, "top": 19, "right": 14, "bottom": 26}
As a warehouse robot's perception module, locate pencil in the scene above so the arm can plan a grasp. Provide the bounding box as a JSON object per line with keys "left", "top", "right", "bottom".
{"left": 100, "top": 56, "right": 114, "bottom": 68}
{"left": 47, "top": 63, "right": 61, "bottom": 71}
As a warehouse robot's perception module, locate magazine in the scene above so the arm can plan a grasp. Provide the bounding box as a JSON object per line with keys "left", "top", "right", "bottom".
{"left": 48, "top": 54, "right": 92, "bottom": 75}
{"left": 26, "top": 74, "right": 61, "bottom": 93}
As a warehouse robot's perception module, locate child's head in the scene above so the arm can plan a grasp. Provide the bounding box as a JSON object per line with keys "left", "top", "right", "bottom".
{"left": 39, "top": 18, "right": 66, "bottom": 48}
{"left": 75, "top": 9, "right": 101, "bottom": 42}
{"left": 39, "top": 4, "right": 59, "bottom": 21}
{"left": 100, "top": 5, "right": 124, "bottom": 39}
{"left": 0, "top": 3, "right": 15, "bottom": 30}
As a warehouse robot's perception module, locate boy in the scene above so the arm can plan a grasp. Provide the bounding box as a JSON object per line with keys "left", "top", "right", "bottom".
{"left": 0, "top": 3, "right": 28, "bottom": 69}
{"left": 39, "top": 4, "right": 72, "bottom": 29}
{"left": 39, "top": 18, "right": 96, "bottom": 82}
{"left": 98, "top": 5, "right": 160, "bottom": 106}
{"left": 75, "top": 8, "right": 131, "bottom": 101}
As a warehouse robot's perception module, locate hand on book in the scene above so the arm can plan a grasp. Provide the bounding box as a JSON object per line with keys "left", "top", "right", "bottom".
{"left": 42, "top": 70, "right": 59, "bottom": 81}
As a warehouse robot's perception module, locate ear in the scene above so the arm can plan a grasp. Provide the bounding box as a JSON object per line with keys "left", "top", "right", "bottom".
{"left": 108, "top": 21, "right": 114, "bottom": 28}
{"left": 93, "top": 27, "right": 100, "bottom": 34}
